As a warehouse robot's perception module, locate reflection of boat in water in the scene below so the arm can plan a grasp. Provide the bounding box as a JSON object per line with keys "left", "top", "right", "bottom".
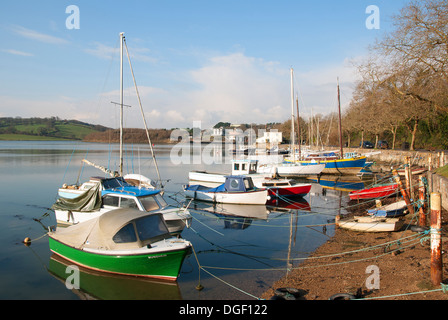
{"left": 48, "top": 254, "right": 182, "bottom": 300}
{"left": 192, "top": 202, "right": 270, "bottom": 230}
{"left": 308, "top": 175, "right": 365, "bottom": 192}
{"left": 266, "top": 197, "right": 311, "bottom": 212}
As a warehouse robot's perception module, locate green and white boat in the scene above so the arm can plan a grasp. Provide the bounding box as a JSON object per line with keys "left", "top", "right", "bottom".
{"left": 48, "top": 208, "right": 191, "bottom": 281}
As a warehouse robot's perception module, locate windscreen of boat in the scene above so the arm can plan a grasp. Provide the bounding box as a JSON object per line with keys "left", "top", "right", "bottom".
{"left": 155, "top": 194, "right": 168, "bottom": 208}
{"left": 139, "top": 195, "right": 161, "bottom": 211}
{"left": 135, "top": 214, "right": 169, "bottom": 243}
{"left": 113, "top": 222, "right": 138, "bottom": 244}
{"left": 102, "top": 177, "right": 131, "bottom": 189}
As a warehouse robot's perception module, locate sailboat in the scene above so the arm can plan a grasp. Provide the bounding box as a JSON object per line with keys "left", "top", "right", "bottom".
{"left": 286, "top": 78, "right": 366, "bottom": 175}
{"left": 257, "top": 68, "right": 325, "bottom": 177}
{"left": 52, "top": 33, "right": 191, "bottom": 234}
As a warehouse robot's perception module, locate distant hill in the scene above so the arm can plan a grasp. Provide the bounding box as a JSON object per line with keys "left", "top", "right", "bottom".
{"left": 0, "top": 117, "right": 109, "bottom": 141}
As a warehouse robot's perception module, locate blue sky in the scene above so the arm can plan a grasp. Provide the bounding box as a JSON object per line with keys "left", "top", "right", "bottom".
{"left": 0, "top": 0, "right": 409, "bottom": 129}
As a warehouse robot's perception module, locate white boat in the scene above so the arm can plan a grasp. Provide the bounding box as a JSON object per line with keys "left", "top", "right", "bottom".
{"left": 53, "top": 176, "right": 191, "bottom": 234}
{"left": 257, "top": 161, "right": 325, "bottom": 176}
{"left": 336, "top": 215, "right": 404, "bottom": 232}
{"left": 189, "top": 159, "right": 272, "bottom": 185}
{"left": 184, "top": 175, "right": 268, "bottom": 205}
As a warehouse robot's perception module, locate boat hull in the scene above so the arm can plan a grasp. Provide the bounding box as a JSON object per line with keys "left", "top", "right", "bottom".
{"left": 48, "top": 237, "right": 190, "bottom": 281}
{"left": 289, "top": 156, "right": 367, "bottom": 175}
{"left": 349, "top": 184, "right": 398, "bottom": 200}
{"left": 336, "top": 216, "right": 404, "bottom": 232}
{"left": 266, "top": 184, "right": 311, "bottom": 197}
{"left": 184, "top": 189, "right": 268, "bottom": 205}
{"left": 320, "top": 156, "right": 367, "bottom": 175}
{"left": 258, "top": 163, "right": 325, "bottom": 176}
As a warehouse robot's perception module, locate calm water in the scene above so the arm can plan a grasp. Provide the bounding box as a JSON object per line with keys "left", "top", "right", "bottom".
{"left": 0, "top": 140, "right": 369, "bottom": 300}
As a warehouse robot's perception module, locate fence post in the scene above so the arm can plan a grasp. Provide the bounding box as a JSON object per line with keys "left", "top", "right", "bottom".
{"left": 392, "top": 169, "right": 414, "bottom": 216}
{"left": 430, "top": 192, "right": 442, "bottom": 287}
{"left": 418, "top": 176, "right": 426, "bottom": 227}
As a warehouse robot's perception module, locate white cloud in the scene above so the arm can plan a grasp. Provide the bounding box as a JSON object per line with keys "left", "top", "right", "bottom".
{"left": 11, "top": 25, "right": 68, "bottom": 44}
{"left": 0, "top": 52, "right": 361, "bottom": 130}
{"left": 84, "top": 42, "right": 157, "bottom": 63}
{"left": 1, "top": 49, "right": 34, "bottom": 57}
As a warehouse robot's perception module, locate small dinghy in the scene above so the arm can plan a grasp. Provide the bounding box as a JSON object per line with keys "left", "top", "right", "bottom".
{"left": 336, "top": 215, "right": 404, "bottom": 232}
{"left": 367, "top": 200, "right": 408, "bottom": 218}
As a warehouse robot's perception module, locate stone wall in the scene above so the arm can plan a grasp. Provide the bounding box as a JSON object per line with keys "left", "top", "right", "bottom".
{"left": 345, "top": 148, "right": 447, "bottom": 169}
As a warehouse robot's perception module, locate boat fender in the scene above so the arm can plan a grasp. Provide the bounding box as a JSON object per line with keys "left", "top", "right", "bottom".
{"left": 273, "top": 288, "right": 301, "bottom": 300}
{"left": 328, "top": 293, "right": 356, "bottom": 300}
{"left": 23, "top": 237, "right": 31, "bottom": 246}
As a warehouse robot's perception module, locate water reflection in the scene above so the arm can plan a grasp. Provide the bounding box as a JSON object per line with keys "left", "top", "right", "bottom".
{"left": 48, "top": 254, "right": 182, "bottom": 300}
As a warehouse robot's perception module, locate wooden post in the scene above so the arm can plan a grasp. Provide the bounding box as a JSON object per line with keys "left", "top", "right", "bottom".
{"left": 392, "top": 169, "right": 414, "bottom": 215}
{"left": 428, "top": 154, "right": 432, "bottom": 171}
{"left": 430, "top": 192, "right": 442, "bottom": 287}
{"left": 408, "top": 157, "right": 414, "bottom": 200}
{"left": 418, "top": 176, "right": 427, "bottom": 227}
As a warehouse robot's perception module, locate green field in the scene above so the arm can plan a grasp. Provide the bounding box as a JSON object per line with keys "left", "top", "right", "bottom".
{"left": 0, "top": 118, "right": 108, "bottom": 141}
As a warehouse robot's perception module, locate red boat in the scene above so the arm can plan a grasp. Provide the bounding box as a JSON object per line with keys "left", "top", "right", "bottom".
{"left": 349, "top": 183, "right": 398, "bottom": 200}
{"left": 261, "top": 180, "right": 312, "bottom": 198}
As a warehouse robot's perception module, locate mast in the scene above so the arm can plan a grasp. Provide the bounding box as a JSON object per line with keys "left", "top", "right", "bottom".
{"left": 337, "top": 77, "right": 344, "bottom": 159}
{"left": 296, "top": 95, "right": 301, "bottom": 159}
{"left": 290, "top": 68, "right": 295, "bottom": 162}
{"left": 119, "top": 32, "right": 124, "bottom": 176}
{"left": 123, "top": 37, "right": 162, "bottom": 187}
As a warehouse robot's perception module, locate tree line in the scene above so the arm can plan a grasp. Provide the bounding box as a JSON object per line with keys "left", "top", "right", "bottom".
{"left": 344, "top": 0, "right": 448, "bottom": 151}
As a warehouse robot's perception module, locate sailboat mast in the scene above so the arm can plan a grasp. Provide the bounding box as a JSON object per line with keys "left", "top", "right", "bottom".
{"left": 119, "top": 32, "right": 124, "bottom": 176}
{"left": 290, "top": 68, "right": 295, "bottom": 162}
{"left": 337, "top": 77, "right": 344, "bottom": 159}
{"left": 296, "top": 95, "right": 301, "bottom": 159}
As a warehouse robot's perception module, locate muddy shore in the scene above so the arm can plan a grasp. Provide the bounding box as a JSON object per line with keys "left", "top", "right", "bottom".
{"left": 261, "top": 197, "right": 448, "bottom": 300}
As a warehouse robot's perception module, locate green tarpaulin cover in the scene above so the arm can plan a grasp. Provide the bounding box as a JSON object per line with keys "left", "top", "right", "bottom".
{"left": 51, "top": 183, "right": 102, "bottom": 212}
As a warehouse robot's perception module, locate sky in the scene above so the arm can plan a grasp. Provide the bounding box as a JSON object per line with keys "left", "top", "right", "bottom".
{"left": 0, "top": 0, "right": 410, "bottom": 130}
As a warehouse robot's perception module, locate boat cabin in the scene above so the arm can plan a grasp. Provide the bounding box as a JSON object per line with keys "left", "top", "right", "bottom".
{"left": 224, "top": 175, "right": 257, "bottom": 192}
{"left": 231, "top": 159, "right": 259, "bottom": 175}
{"left": 51, "top": 209, "right": 172, "bottom": 251}
{"left": 102, "top": 188, "right": 168, "bottom": 212}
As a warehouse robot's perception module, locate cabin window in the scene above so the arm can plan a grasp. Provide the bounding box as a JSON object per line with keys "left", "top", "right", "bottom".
{"left": 103, "top": 195, "right": 119, "bottom": 207}
{"left": 135, "top": 215, "right": 168, "bottom": 242}
{"left": 233, "top": 163, "right": 239, "bottom": 171}
{"left": 241, "top": 163, "right": 246, "bottom": 171}
{"left": 113, "top": 223, "right": 137, "bottom": 243}
{"left": 244, "top": 179, "right": 251, "bottom": 190}
{"left": 140, "top": 196, "right": 160, "bottom": 212}
{"left": 120, "top": 197, "right": 138, "bottom": 209}
{"left": 230, "top": 179, "right": 239, "bottom": 189}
